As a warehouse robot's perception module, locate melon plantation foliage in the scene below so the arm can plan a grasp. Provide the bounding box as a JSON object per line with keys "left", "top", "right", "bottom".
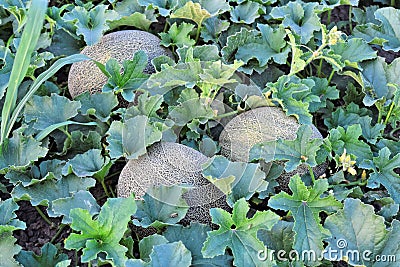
{"left": 0, "top": 0, "right": 400, "bottom": 266}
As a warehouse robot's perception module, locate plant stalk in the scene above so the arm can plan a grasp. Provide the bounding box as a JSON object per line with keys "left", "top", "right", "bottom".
{"left": 307, "top": 165, "right": 316, "bottom": 185}
{"left": 34, "top": 206, "right": 53, "bottom": 226}
{"left": 50, "top": 224, "right": 66, "bottom": 244}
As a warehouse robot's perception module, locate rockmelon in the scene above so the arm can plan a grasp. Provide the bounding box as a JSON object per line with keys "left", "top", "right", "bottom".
{"left": 68, "top": 30, "right": 172, "bottom": 98}
{"left": 117, "top": 142, "right": 228, "bottom": 225}
{"left": 219, "top": 107, "right": 327, "bottom": 192}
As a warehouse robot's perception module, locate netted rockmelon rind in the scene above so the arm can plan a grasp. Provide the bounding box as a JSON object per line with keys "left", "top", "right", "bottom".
{"left": 117, "top": 142, "right": 229, "bottom": 226}
{"left": 219, "top": 107, "right": 327, "bottom": 192}
{"left": 68, "top": 30, "right": 172, "bottom": 98}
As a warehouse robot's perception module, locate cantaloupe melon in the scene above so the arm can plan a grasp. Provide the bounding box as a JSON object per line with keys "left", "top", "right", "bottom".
{"left": 117, "top": 142, "right": 229, "bottom": 225}
{"left": 68, "top": 30, "right": 172, "bottom": 98}
{"left": 219, "top": 107, "right": 327, "bottom": 192}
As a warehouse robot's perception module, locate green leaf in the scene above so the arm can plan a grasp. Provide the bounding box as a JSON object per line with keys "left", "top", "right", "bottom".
{"left": 257, "top": 220, "right": 295, "bottom": 259}
{"left": 197, "top": 0, "right": 230, "bottom": 16}
{"left": 222, "top": 27, "right": 258, "bottom": 64}
{"left": 164, "top": 223, "right": 233, "bottom": 266}
{"left": 328, "top": 124, "right": 373, "bottom": 164}
{"left": 330, "top": 38, "right": 377, "bottom": 69}
{"left": 0, "top": 46, "right": 14, "bottom": 101}
{"left": 324, "top": 198, "right": 388, "bottom": 266}
{"left": 201, "top": 16, "right": 230, "bottom": 43}
{"left": 0, "top": 232, "right": 21, "bottom": 267}
{"left": 64, "top": 196, "right": 137, "bottom": 265}
{"left": 109, "top": 0, "right": 156, "bottom": 31}
{"left": 0, "top": 132, "right": 48, "bottom": 172}
{"left": 308, "top": 77, "right": 339, "bottom": 112}
{"left": 24, "top": 94, "right": 81, "bottom": 130}
{"left": 374, "top": 220, "right": 400, "bottom": 267}
{"left": 237, "top": 24, "right": 290, "bottom": 67}
{"left": 102, "top": 51, "right": 149, "bottom": 102}
{"left": 160, "top": 22, "right": 196, "bottom": 48}
{"left": 12, "top": 175, "right": 96, "bottom": 217}
{"left": 270, "top": 2, "right": 321, "bottom": 44}
{"left": 353, "top": 7, "right": 400, "bottom": 52}
{"left": 360, "top": 148, "right": 400, "bottom": 205}
{"left": 202, "top": 198, "right": 279, "bottom": 267}
{"left": 177, "top": 45, "right": 220, "bottom": 62}
{"left": 61, "top": 131, "right": 102, "bottom": 158}
{"left": 171, "top": 1, "right": 211, "bottom": 27}
{"left": 125, "top": 92, "right": 163, "bottom": 119}
{"left": 268, "top": 176, "right": 342, "bottom": 266}
{"left": 126, "top": 241, "right": 192, "bottom": 267}
{"left": 138, "top": 234, "right": 169, "bottom": 261}
{"left": 63, "top": 5, "right": 119, "bottom": 45}
{"left": 324, "top": 102, "right": 371, "bottom": 129}
{"left": 16, "top": 243, "right": 69, "bottom": 267}
{"left": 52, "top": 190, "right": 100, "bottom": 224}
{"left": 62, "top": 149, "right": 110, "bottom": 178}
{"left": 231, "top": 1, "right": 263, "bottom": 24}
{"left": 0, "top": 198, "right": 26, "bottom": 234}
{"left": 202, "top": 156, "right": 268, "bottom": 206}
{"left": 358, "top": 116, "right": 385, "bottom": 145}
{"left": 106, "top": 116, "right": 163, "bottom": 159}
{"left": 360, "top": 57, "right": 399, "bottom": 106}
{"left": 250, "top": 125, "right": 323, "bottom": 172}
{"left": 169, "top": 96, "right": 215, "bottom": 126}
{"left": 265, "top": 75, "right": 320, "bottom": 124}
{"left": 5, "top": 159, "right": 64, "bottom": 186}
{"left": 137, "top": 0, "right": 180, "bottom": 16}
{"left": 133, "top": 185, "right": 189, "bottom": 229}
{"left": 75, "top": 91, "right": 118, "bottom": 122}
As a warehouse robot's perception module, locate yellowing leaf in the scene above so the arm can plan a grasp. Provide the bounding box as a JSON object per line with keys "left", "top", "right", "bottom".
{"left": 171, "top": 1, "right": 211, "bottom": 27}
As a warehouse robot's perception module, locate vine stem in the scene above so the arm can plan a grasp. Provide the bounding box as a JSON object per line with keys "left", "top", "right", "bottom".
{"left": 214, "top": 110, "right": 239, "bottom": 120}
{"left": 50, "top": 224, "right": 66, "bottom": 244}
{"left": 34, "top": 206, "right": 53, "bottom": 226}
{"left": 307, "top": 165, "right": 316, "bottom": 185}
{"left": 101, "top": 180, "right": 110, "bottom": 197}
{"left": 348, "top": 6, "right": 353, "bottom": 33}
{"left": 327, "top": 70, "right": 335, "bottom": 83}
{"left": 384, "top": 100, "right": 396, "bottom": 125}
{"left": 328, "top": 180, "right": 367, "bottom": 189}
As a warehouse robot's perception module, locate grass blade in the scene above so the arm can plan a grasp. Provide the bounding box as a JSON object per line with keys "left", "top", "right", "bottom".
{"left": 0, "top": 0, "right": 48, "bottom": 144}
{"left": 6, "top": 54, "right": 90, "bottom": 140}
